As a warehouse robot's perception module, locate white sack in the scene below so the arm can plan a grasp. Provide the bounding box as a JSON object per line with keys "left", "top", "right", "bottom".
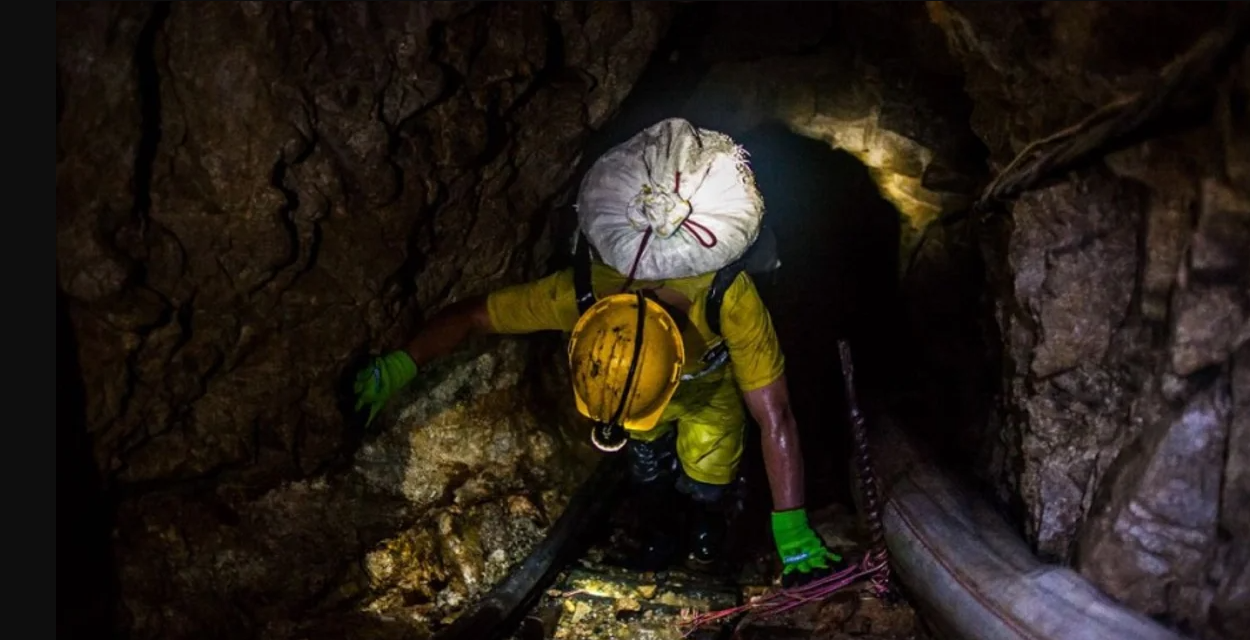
{"left": 575, "top": 118, "right": 765, "bottom": 280}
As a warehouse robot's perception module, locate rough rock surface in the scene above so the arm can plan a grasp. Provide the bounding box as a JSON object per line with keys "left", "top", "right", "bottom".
{"left": 57, "top": 2, "right": 667, "bottom": 638}
{"left": 57, "top": 0, "right": 667, "bottom": 489}
{"left": 928, "top": 2, "right": 1249, "bottom": 637}
{"left": 681, "top": 2, "right": 988, "bottom": 254}
{"left": 110, "top": 339, "right": 600, "bottom": 639}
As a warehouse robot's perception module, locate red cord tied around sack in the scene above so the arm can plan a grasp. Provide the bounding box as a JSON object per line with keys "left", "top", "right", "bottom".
{"left": 622, "top": 171, "right": 719, "bottom": 291}
{"left": 678, "top": 550, "right": 892, "bottom": 636}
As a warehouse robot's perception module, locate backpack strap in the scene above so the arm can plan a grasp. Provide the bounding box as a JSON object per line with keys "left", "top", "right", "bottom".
{"left": 705, "top": 258, "right": 746, "bottom": 337}
{"left": 573, "top": 232, "right": 596, "bottom": 315}
{"left": 678, "top": 258, "right": 747, "bottom": 382}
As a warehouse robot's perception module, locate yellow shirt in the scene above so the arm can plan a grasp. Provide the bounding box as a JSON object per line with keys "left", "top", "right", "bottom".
{"left": 485, "top": 262, "right": 786, "bottom": 395}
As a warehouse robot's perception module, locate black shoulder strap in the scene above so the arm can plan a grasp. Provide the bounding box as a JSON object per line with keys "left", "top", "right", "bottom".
{"left": 573, "top": 232, "right": 596, "bottom": 315}
{"left": 705, "top": 258, "right": 746, "bottom": 337}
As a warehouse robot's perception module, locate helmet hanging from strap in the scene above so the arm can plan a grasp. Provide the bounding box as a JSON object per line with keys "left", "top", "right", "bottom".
{"left": 569, "top": 292, "right": 685, "bottom": 453}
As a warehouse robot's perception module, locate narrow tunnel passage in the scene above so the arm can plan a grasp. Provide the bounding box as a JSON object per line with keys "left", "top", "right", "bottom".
{"left": 57, "top": 2, "right": 1249, "bottom": 640}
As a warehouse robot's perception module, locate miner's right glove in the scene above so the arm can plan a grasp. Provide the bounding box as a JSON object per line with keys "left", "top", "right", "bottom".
{"left": 771, "top": 508, "right": 844, "bottom": 587}
{"left": 353, "top": 350, "right": 417, "bottom": 426}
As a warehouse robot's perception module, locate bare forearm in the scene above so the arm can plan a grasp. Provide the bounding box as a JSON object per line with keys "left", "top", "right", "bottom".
{"left": 743, "top": 375, "right": 805, "bottom": 510}
{"left": 761, "top": 407, "right": 805, "bottom": 510}
{"left": 402, "top": 296, "right": 494, "bottom": 366}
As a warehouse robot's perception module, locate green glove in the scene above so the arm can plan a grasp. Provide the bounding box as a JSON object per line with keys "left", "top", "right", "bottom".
{"left": 771, "top": 508, "right": 842, "bottom": 584}
{"left": 353, "top": 350, "right": 418, "bottom": 426}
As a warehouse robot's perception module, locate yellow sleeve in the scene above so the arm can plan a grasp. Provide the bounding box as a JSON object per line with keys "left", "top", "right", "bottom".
{"left": 485, "top": 268, "right": 581, "bottom": 334}
{"left": 720, "top": 272, "right": 786, "bottom": 392}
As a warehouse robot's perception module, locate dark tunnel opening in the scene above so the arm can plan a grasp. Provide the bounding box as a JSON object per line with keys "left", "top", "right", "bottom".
{"left": 735, "top": 122, "right": 906, "bottom": 510}
{"left": 57, "top": 286, "right": 122, "bottom": 640}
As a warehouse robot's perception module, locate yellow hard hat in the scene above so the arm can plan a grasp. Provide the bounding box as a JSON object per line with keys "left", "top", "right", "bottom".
{"left": 568, "top": 292, "right": 685, "bottom": 452}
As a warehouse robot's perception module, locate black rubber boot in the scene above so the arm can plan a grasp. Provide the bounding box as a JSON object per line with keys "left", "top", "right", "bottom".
{"left": 623, "top": 432, "right": 683, "bottom": 571}
{"left": 686, "top": 504, "right": 726, "bottom": 569}
{"left": 630, "top": 480, "right": 683, "bottom": 572}
{"left": 671, "top": 474, "right": 732, "bottom": 572}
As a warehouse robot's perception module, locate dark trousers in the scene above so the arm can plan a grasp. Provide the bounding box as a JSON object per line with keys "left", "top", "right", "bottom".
{"left": 627, "top": 429, "right": 728, "bottom": 504}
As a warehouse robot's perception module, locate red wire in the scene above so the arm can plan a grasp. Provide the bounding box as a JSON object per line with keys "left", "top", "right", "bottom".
{"left": 620, "top": 227, "right": 653, "bottom": 292}
{"left": 681, "top": 218, "right": 718, "bottom": 248}
{"left": 674, "top": 170, "right": 719, "bottom": 248}
{"left": 678, "top": 554, "right": 891, "bottom": 636}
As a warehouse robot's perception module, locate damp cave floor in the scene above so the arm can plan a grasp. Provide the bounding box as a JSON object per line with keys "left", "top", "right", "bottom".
{"left": 505, "top": 500, "right": 929, "bottom": 640}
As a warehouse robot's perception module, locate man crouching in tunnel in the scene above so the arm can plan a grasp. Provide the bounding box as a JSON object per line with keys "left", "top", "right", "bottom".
{"left": 352, "top": 118, "right": 842, "bottom": 587}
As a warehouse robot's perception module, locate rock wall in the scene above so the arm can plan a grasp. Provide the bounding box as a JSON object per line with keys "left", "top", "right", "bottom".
{"left": 57, "top": 2, "right": 668, "bottom": 638}
{"left": 928, "top": 2, "right": 1249, "bottom": 637}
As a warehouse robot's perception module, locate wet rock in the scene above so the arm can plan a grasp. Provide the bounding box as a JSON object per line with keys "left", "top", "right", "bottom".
{"left": 1010, "top": 173, "right": 1142, "bottom": 378}
{"left": 1078, "top": 380, "right": 1231, "bottom": 629}
{"left": 352, "top": 338, "right": 597, "bottom": 512}
{"left": 114, "top": 338, "right": 596, "bottom": 639}
{"left": 58, "top": 0, "right": 669, "bottom": 487}
{"left": 1213, "top": 345, "right": 1250, "bottom": 635}
{"left": 357, "top": 495, "right": 552, "bottom": 627}
{"left": 1000, "top": 172, "right": 1146, "bottom": 558}
{"left": 1017, "top": 365, "right": 1139, "bottom": 560}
